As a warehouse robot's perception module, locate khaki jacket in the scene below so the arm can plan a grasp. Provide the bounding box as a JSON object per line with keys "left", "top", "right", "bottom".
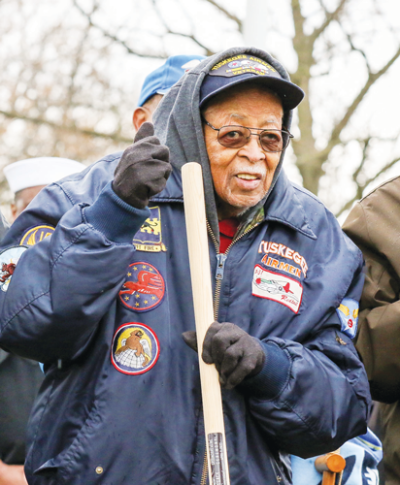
{"left": 343, "top": 175, "right": 400, "bottom": 485}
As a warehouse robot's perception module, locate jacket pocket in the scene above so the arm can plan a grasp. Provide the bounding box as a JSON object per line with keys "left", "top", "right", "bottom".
{"left": 33, "top": 404, "right": 101, "bottom": 485}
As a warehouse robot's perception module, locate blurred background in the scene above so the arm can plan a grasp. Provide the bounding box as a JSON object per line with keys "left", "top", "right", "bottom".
{"left": 1, "top": 0, "right": 400, "bottom": 221}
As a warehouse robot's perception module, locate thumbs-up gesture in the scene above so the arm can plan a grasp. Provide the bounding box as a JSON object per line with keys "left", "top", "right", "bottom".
{"left": 112, "top": 122, "right": 171, "bottom": 209}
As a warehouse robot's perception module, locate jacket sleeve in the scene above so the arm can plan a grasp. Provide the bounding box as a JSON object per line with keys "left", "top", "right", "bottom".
{"left": 343, "top": 200, "right": 400, "bottom": 403}
{"left": 240, "top": 264, "right": 371, "bottom": 459}
{"left": 0, "top": 182, "right": 149, "bottom": 364}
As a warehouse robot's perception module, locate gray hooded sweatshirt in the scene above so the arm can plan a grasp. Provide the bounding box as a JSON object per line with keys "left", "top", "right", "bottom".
{"left": 153, "top": 47, "right": 294, "bottom": 244}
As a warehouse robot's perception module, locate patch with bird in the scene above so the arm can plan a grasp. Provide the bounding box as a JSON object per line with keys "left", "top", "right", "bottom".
{"left": 119, "top": 262, "right": 165, "bottom": 312}
{"left": 0, "top": 245, "right": 27, "bottom": 292}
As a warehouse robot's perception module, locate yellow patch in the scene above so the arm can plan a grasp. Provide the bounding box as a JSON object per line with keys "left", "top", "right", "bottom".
{"left": 132, "top": 207, "right": 166, "bottom": 252}
{"left": 20, "top": 225, "right": 55, "bottom": 246}
{"left": 339, "top": 304, "right": 350, "bottom": 317}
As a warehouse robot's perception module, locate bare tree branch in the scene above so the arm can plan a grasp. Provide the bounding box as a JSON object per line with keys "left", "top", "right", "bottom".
{"left": 151, "top": 0, "right": 214, "bottom": 55}
{"left": 352, "top": 137, "right": 371, "bottom": 181}
{"left": 201, "top": 0, "right": 242, "bottom": 31}
{"left": 319, "top": 44, "right": 400, "bottom": 163}
{"left": 312, "top": 0, "right": 349, "bottom": 41}
{"left": 73, "top": 0, "right": 166, "bottom": 59}
{"left": 335, "top": 153, "right": 400, "bottom": 217}
{"left": 0, "top": 110, "right": 132, "bottom": 144}
{"left": 343, "top": 30, "right": 372, "bottom": 73}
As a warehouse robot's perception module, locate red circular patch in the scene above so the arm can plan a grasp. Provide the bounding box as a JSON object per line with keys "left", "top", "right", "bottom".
{"left": 119, "top": 262, "right": 165, "bottom": 312}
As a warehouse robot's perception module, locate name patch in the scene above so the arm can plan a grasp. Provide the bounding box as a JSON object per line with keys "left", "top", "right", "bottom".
{"left": 258, "top": 240, "right": 308, "bottom": 277}
{"left": 252, "top": 265, "right": 303, "bottom": 313}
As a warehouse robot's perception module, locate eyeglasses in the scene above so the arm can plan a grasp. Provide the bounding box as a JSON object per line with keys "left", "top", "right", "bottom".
{"left": 203, "top": 118, "right": 293, "bottom": 153}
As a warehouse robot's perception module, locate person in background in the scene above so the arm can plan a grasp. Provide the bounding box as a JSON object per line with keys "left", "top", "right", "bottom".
{"left": 343, "top": 176, "right": 400, "bottom": 485}
{"left": 5, "top": 157, "right": 86, "bottom": 221}
{"left": 132, "top": 54, "right": 205, "bottom": 130}
{"left": 0, "top": 157, "right": 86, "bottom": 485}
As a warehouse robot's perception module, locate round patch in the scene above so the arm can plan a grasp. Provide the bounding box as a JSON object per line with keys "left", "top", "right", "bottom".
{"left": 20, "top": 225, "right": 55, "bottom": 246}
{"left": 0, "top": 246, "right": 27, "bottom": 292}
{"left": 228, "top": 60, "right": 240, "bottom": 68}
{"left": 111, "top": 323, "right": 160, "bottom": 375}
{"left": 119, "top": 262, "right": 165, "bottom": 312}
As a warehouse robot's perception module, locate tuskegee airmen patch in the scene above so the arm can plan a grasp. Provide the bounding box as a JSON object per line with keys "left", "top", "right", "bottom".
{"left": 336, "top": 298, "right": 359, "bottom": 339}
{"left": 209, "top": 55, "right": 279, "bottom": 79}
{"left": 252, "top": 265, "right": 303, "bottom": 313}
{"left": 132, "top": 206, "right": 166, "bottom": 252}
{"left": 119, "top": 262, "right": 165, "bottom": 312}
{"left": 111, "top": 322, "right": 160, "bottom": 375}
{"left": 20, "top": 225, "right": 55, "bottom": 246}
{"left": 0, "top": 246, "right": 27, "bottom": 292}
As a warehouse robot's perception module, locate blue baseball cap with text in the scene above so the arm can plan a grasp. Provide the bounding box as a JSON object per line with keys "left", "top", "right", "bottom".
{"left": 138, "top": 55, "right": 206, "bottom": 107}
{"left": 200, "top": 54, "right": 304, "bottom": 110}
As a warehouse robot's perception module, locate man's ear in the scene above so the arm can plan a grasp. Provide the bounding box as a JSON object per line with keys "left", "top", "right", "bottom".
{"left": 132, "top": 107, "right": 152, "bottom": 131}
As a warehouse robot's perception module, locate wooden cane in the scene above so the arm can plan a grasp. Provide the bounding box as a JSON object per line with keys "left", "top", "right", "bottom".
{"left": 182, "top": 162, "right": 230, "bottom": 485}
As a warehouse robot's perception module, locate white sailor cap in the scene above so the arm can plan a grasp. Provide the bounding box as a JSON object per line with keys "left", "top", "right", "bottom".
{"left": 4, "top": 157, "right": 86, "bottom": 193}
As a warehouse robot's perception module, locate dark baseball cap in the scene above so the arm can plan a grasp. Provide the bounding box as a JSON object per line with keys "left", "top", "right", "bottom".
{"left": 138, "top": 55, "right": 206, "bottom": 107}
{"left": 199, "top": 54, "right": 304, "bottom": 110}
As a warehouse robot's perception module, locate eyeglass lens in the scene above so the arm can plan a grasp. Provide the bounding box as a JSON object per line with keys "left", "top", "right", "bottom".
{"left": 217, "top": 126, "right": 288, "bottom": 152}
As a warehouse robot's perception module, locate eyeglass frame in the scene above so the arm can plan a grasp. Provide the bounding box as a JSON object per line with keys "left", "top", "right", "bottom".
{"left": 202, "top": 117, "right": 294, "bottom": 153}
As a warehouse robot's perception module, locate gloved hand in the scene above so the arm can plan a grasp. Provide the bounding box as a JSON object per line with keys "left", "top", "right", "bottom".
{"left": 112, "top": 122, "right": 171, "bottom": 209}
{"left": 182, "top": 322, "right": 265, "bottom": 390}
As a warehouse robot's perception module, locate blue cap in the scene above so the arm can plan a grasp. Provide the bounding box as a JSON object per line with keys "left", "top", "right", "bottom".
{"left": 138, "top": 55, "right": 206, "bottom": 107}
{"left": 200, "top": 55, "right": 304, "bottom": 110}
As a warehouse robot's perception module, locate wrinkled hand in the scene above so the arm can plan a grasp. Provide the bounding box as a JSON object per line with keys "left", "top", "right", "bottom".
{"left": 182, "top": 322, "right": 265, "bottom": 390}
{"left": 112, "top": 122, "right": 171, "bottom": 209}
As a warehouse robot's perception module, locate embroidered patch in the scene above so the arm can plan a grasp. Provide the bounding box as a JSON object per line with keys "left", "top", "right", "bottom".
{"left": 111, "top": 323, "right": 160, "bottom": 375}
{"left": 0, "top": 246, "right": 27, "bottom": 292}
{"left": 210, "top": 55, "right": 278, "bottom": 79}
{"left": 119, "top": 262, "right": 165, "bottom": 312}
{"left": 20, "top": 225, "right": 55, "bottom": 246}
{"left": 258, "top": 240, "right": 308, "bottom": 278}
{"left": 132, "top": 206, "right": 166, "bottom": 252}
{"left": 336, "top": 298, "right": 359, "bottom": 339}
{"left": 252, "top": 265, "right": 303, "bottom": 313}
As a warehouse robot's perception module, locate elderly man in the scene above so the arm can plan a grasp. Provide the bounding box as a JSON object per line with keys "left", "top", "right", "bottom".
{"left": 0, "top": 48, "right": 370, "bottom": 485}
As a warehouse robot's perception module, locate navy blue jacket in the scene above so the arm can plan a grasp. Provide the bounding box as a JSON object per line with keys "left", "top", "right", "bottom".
{"left": 0, "top": 153, "right": 370, "bottom": 485}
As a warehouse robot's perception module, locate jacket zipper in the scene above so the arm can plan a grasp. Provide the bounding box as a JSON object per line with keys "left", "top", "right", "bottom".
{"left": 199, "top": 220, "right": 262, "bottom": 484}
{"left": 199, "top": 450, "right": 208, "bottom": 485}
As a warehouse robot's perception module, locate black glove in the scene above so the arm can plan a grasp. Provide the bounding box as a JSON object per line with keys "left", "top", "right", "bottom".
{"left": 112, "top": 122, "right": 171, "bottom": 209}
{"left": 182, "top": 322, "right": 265, "bottom": 390}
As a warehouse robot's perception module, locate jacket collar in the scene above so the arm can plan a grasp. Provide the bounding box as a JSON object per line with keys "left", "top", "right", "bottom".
{"left": 151, "top": 168, "right": 316, "bottom": 239}
{"left": 263, "top": 171, "right": 316, "bottom": 239}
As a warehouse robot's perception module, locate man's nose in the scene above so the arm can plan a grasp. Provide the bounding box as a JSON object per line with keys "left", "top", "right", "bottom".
{"left": 238, "top": 135, "right": 265, "bottom": 163}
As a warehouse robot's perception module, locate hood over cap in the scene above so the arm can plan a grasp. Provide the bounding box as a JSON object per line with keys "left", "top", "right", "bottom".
{"left": 153, "top": 47, "right": 302, "bottom": 244}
